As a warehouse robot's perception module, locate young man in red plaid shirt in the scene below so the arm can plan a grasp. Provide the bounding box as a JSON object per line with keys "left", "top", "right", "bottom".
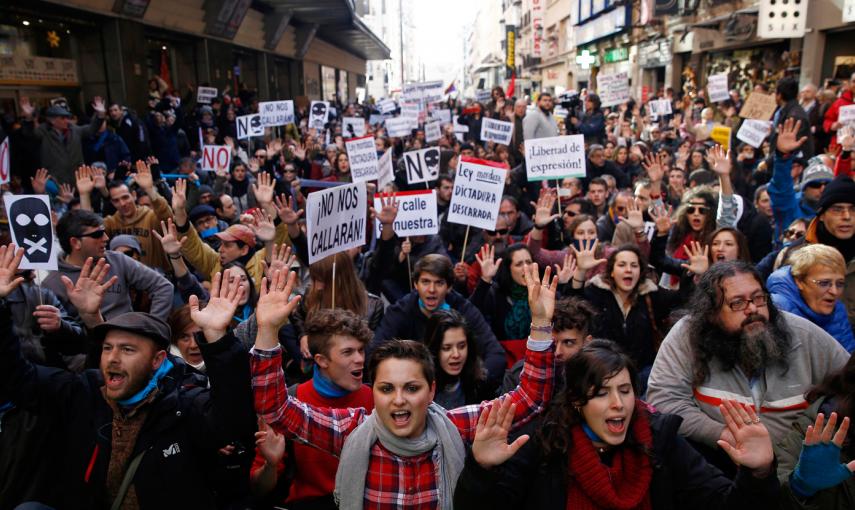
{"left": 250, "top": 263, "right": 558, "bottom": 509}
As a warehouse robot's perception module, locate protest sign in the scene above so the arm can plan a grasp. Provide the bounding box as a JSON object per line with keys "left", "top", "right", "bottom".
{"left": 475, "top": 89, "right": 492, "bottom": 103}
{"left": 480, "top": 117, "right": 514, "bottom": 145}
{"left": 258, "top": 100, "right": 295, "bottom": 127}
{"left": 525, "top": 135, "right": 586, "bottom": 181}
{"left": 707, "top": 73, "right": 730, "bottom": 103}
{"left": 736, "top": 120, "right": 772, "bottom": 149}
{"left": 453, "top": 116, "right": 469, "bottom": 133}
{"left": 4, "top": 194, "right": 58, "bottom": 270}
{"left": 196, "top": 87, "right": 217, "bottom": 104}
{"left": 201, "top": 145, "right": 231, "bottom": 172}
{"left": 403, "top": 81, "right": 444, "bottom": 103}
{"left": 430, "top": 109, "right": 452, "bottom": 125}
{"left": 309, "top": 101, "right": 330, "bottom": 129}
{"left": 369, "top": 114, "right": 390, "bottom": 126}
{"left": 342, "top": 117, "right": 366, "bottom": 138}
{"left": 401, "top": 102, "right": 421, "bottom": 128}
{"left": 345, "top": 135, "right": 379, "bottom": 183}
{"left": 839, "top": 105, "right": 855, "bottom": 125}
{"left": 236, "top": 114, "right": 264, "bottom": 140}
{"left": 845, "top": 0, "right": 855, "bottom": 22}
{"left": 710, "top": 125, "right": 732, "bottom": 150}
{"left": 378, "top": 149, "right": 394, "bottom": 189}
{"left": 378, "top": 98, "right": 397, "bottom": 114}
{"left": 0, "top": 137, "right": 9, "bottom": 184}
{"left": 598, "top": 71, "right": 631, "bottom": 107}
{"left": 373, "top": 189, "right": 438, "bottom": 238}
{"left": 447, "top": 158, "right": 508, "bottom": 230}
{"left": 403, "top": 147, "right": 442, "bottom": 185}
{"left": 739, "top": 92, "right": 777, "bottom": 120}
{"left": 385, "top": 117, "right": 413, "bottom": 138}
{"left": 648, "top": 99, "right": 672, "bottom": 116}
{"left": 306, "top": 181, "right": 367, "bottom": 264}
{"left": 425, "top": 121, "right": 442, "bottom": 143}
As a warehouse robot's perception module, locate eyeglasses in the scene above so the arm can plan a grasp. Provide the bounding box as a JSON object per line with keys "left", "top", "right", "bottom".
{"left": 804, "top": 181, "right": 827, "bottom": 190}
{"left": 726, "top": 294, "right": 768, "bottom": 311}
{"left": 809, "top": 279, "right": 846, "bottom": 291}
{"left": 783, "top": 229, "right": 805, "bottom": 239}
{"left": 564, "top": 210, "right": 578, "bottom": 217}
{"left": 687, "top": 206, "right": 709, "bottom": 215}
{"left": 76, "top": 228, "right": 106, "bottom": 239}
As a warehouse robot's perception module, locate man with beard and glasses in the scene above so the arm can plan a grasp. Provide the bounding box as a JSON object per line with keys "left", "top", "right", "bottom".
{"left": 647, "top": 260, "right": 848, "bottom": 472}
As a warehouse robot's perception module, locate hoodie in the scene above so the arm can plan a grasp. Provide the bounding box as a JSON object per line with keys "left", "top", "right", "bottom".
{"left": 767, "top": 266, "right": 855, "bottom": 352}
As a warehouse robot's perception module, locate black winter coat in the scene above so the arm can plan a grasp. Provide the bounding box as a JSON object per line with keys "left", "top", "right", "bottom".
{"left": 454, "top": 412, "right": 780, "bottom": 510}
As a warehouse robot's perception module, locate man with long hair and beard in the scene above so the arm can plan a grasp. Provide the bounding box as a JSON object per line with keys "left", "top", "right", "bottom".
{"left": 647, "top": 260, "right": 849, "bottom": 473}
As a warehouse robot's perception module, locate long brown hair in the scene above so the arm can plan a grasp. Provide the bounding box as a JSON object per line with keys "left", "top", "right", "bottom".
{"left": 305, "top": 252, "right": 367, "bottom": 315}
{"left": 806, "top": 355, "right": 855, "bottom": 457}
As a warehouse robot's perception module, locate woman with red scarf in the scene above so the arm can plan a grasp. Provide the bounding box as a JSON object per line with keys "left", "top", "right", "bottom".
{"left": 454, "top": 340, "right": 780, "bottom": 509}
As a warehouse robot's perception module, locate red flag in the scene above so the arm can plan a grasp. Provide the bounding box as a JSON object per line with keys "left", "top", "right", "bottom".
{"left": 507, "top": 72, "right": 516, "bottom": 98}
{"left": 159, "top": 49, "right": 173, "bottom": 91}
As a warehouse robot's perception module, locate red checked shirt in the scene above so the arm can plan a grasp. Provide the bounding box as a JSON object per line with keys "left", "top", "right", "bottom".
{"left": 251, "top": 338, "right": 554, "bottom": 510}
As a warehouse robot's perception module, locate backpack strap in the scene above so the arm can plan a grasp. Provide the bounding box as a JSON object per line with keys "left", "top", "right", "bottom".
{"left": 110, "top": 449, "right": 147, "bottom": 510}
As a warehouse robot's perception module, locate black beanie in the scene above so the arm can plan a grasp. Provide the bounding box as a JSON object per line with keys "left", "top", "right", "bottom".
{"left": 818, "top": 177, "right": 855, "bottom": 214}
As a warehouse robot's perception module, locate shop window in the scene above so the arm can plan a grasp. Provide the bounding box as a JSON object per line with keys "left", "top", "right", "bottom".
{"left": 321, "top": 65, "right": 336, "bottom": 102}
{"left": 338, "top": 70, "right": 348, "bottom": 103}
{"left": 704, "top": 44, "right": 795, "bottom": 97}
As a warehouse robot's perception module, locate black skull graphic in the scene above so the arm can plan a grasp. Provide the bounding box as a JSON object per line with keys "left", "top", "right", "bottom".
{"left": 10, "top": 197, "right": 52, "bottom": 263}
{"left": 311, "top": 102, "right": 327, "bottom": 119}
{"left": 423, "top": 148, "right": 440, "bottom": 178}
{"left": 250, "top": 114, "right": 262, "bottom": 130}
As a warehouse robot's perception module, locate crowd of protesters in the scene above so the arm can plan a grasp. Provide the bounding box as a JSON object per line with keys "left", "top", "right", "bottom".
{"left": 0, "top": 70, "right": 854, "bottom": 510}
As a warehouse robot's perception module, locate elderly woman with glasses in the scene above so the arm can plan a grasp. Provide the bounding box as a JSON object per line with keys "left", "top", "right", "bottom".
{"left": 767, "top": 244, "right": 855, "bottom": 352}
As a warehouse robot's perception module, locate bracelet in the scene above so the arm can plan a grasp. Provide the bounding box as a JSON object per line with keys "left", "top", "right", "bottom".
{"left": 168, "top": 254, "right": 182, "bottom": 260}
{"left": 530, "top": 322, "right": 552, "bottom": 333}
{"left": 572, "top": 276, "right": 585, "bottom": 283}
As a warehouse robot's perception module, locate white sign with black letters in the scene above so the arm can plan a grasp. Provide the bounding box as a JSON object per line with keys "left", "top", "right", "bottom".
{"left": 385, "top": 117, "right": 413, "bottom": 138}
{"left": 597, "top": 72, "right": 631, "bottom": 108}
{"left": 306, "top": 181, "right": 367, "bottom": 264}
{"left": 4, "top": 194, "right": 58, "bottom": 270}
{"left": 447, "top": 158, "right": 507, "bottom": 230}
{"left": 430, "top": 109, "right": 452, "bottom": 125}
{"left": 480, "top": 117, "right": 514, "bottom": 145}
{"left": 403, "top": 147, "right": 442, "bottom": 185}
{"left": 839, "top": 104, "right": 855, "bottom": 125}
{"left": 236, "top": 114, "right": 264, "bottom": 140}
{"left": 736, "top": 120, "right": 773, "bottom": 149}
{"left": 196, "top": 87, "right": 218, "bottom": 104}
{"left": 707, "top": 73, "right": 730, "bottom": 103}
{"left": 342, "top": 117, "right": 366, "bottom": 138}
{"left": 373, "top": 189, "right": 438, "bottom": 238}
{"left": 648, "top": 99, "right": 672, "bottom": 116}
{"left": 378, "top": 149, "right": 394, "bottom": 190}
{"left": 525, "top": 135, "right": 586, "bottom": 181}
{"left": 378, "top": 98, "right": 397, "bottom": 114}
{"left": 345, "top": 135, "right": 379, "bottom": 183}
{"left": 259, "top": 100, "right": 295, "bottom": 127}
{"left": 425, "top": 121, "right": 442, "bottom": 143}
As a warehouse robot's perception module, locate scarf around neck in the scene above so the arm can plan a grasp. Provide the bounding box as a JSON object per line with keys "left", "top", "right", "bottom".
{"left": 566, "top": 402, "right": 654, "bottom": 510}
{"left": 334, "top": 402, "right": 465, "bottom": 510}
{"left": 503, "top": 283, "right": 532, "bottom": 339}
{"left": 313, "top": 364, "right": 349, "bottom": 398}
{"left": 118, "top": 357, "right": 174, "bottom": 407}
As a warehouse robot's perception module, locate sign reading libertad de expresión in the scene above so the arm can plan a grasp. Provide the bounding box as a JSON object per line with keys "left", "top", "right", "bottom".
{"left": 525, "top": 135, "right": 586, "bottom": 181}
{"left": 306, "top": 182, "right": 367, "bottom": 264}
{"left": 447, "top": 158, "right": 507, "bottom": 231}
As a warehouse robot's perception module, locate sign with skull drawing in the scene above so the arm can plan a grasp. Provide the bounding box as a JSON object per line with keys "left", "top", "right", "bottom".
{"left": 309, "top": 101, "right": 330, "bottom": 130}
{"left": 4, "top": 194, "right": 58, "bottom": 270}
{"left": 403, "top": 147, "right": 442, "bottom": 185}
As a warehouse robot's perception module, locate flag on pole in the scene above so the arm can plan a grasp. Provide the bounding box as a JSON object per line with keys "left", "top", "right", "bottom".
{"left": 507, "top": 72, "right": 516, "bottom": 98}
{"left": 444, "top": 81, "right": 457, "bottom": 95}
{"left": 159, "top": 48, "right": 173, "bottom": 91}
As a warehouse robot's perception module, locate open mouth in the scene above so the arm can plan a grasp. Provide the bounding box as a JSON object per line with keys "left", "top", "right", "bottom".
{"left": 447, "top": 361, "right": 463, "bottom": 371}
{"left": 351, "top": 369, "right": 363, "bottom": 379}
{"left": 715, "top": 253, "right": 726, "bottom": 261}
{"left": 106, "top": 371, "right": 126, "bottom": 389}
{"left": 391, "top": 411, "right": 411, "bottom": 427}
{"left": 622, "top": 277, "right": 634, "bottom": 286}
{"left": 605, "top": 418, "right": 626, "bottom": 434}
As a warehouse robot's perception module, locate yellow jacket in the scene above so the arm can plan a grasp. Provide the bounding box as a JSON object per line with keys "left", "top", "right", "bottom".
{"left": 104, "top": 195, "right": 173, "bottom": 271}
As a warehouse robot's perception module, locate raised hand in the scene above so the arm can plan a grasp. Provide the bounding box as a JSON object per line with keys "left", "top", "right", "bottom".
{"left": 531, "top": 189, "right": 559, "bottom": 228}
{"left": 291, "top": 142, "right": 307, "bottom": 161}
{"left": 189, "top": 269, "right": 245, "bottom": 342}
{"left": 556, "top": 251, "right": 577, "bottom": 285}
{"left": 273, "top": 193, "right": 304, "bottom": 225}
{"left": 680, "top": 241, "right": 709, "bottom": 275}
{"left": 642, "top": 152, "right": 665, "bottom": 182}
{"left": 255, "top": 419, "right": 286, "bottom": 465}
{"left": 267, "top": 139, "right": 283, "bottom": 156}
{"left": 707, "top": 145, "right": 732, "bottom": 176}
{"left": 776, "top": 117, "right": 808, "bottom": 154}
{"left": 523, "top": 262, "right": 558, "bottom": 323}
{"left": 570, "top": 239, "right": 606, "bottom": 273}
{"left": 153, "top": 219, "right": 186, "bottom": 256}
{"left": 0, "top": 245, "right": 25, "bottom": 298}
{"left": 33, "top": 304, "right": 62, "bottom": 332}
{"left": 650, "top": 204, "right": 673, "bottom": 236}
{"left": 223, "top": 136, "right": 235, "bottom": 151}
{"left": 172, "top": 178, "right": 187, "bottom": 214}
{"left": 789, "top": 412, "right": 855, "bottom": 497}
{"left": 252, "top": 208, "right": 276, "bottom": 243}
{"left": 252, "top": 171, "right": 276, "bottom": 205}
{"left": 60, "top": 257, "right": 119, "bottom": 317}
{"left": 256, "top": 269, "right": 301, "bottom": 332}
{"left": 475, "top": 244, "right": 502, "bottom": 283}
{"left": 30, "top": 168, "right": 49, "bottom": 195}
{"left": 472, "top": 399, "right": 530, "bottom": 469}
{"left": 620, "top": 199, "right": 645, "bottom": 231}
{"left": 371, "top": 192, "right": 399, "bottom": 226}
{"left": 75, "top": 166, "right": 95, "bottom": 196}
{"left": 132, "top": 159, "right": 154, "bottom": 191}
{"left": 266, "top": 243, "right": 295, "bottom": 278}
{"left": 58, "top": 183, "right": 76, "bottom": 204}
{"left": 19, "top": 96, "right": 35, "bottom": 118}
{"left": 716, "top": 400, "right": 774, "bottom": 471}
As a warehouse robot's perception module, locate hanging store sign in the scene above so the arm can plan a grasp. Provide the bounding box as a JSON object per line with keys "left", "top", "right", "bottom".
{"left": 639, "top": 39, "right": 673, "bottom": 68}
{"left": 0, "top": 56, "right": 79, "bottom": 86}
{"left": 603, "top": 47, "right": 629, "bottom": 64}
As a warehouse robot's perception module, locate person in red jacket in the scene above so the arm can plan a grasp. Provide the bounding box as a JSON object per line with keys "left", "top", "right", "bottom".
{"left": 823, "top": 72, "right": 854, "bottom": 148}
{"left": 250, "top": 308, "right": 374, "bottom": 510}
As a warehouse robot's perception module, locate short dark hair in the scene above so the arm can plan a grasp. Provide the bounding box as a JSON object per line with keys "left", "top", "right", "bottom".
{"left": 413, "top": 254, "right": 454, "bottom": 286}
{"left": 57, "top": 209, "right": 104, "bottom": 253}
{"left": 305, "top": 309, "right": 372, "bottom": 357}
{"left": 368, "top": 339, "right": 435, "bottom": 386}
{"left": 776, "top": 77, "right": 798, "bottom": 102}
{"left": 553, "top": 297, "right": 597, "bottom": 336}
{"left": 589, "top": 177, "right": 607, "bottom": 189}
{"left": 500, "top": 195, "right": 519, "bottom": 211}
{"left": 438, "top": 174, "right": 454, "bottom": 186}
{"left": 107, "top": 180, "right": 129, "bottom": 192}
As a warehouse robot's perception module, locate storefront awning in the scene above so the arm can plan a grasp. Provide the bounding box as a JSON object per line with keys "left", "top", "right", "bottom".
{"left": 473, "top": 54, "right": 503, "bottom": 73}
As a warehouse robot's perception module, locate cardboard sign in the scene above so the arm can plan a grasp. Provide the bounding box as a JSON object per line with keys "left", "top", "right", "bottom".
{"left": 447, "top": 158, "right": 508, "bottom": 230}
{"left": 839, "top": 104, "right": 855, "bottom": 125}
{"left": 373, "top": 190, "right": 438, "bottom": 238}
{"left": 707, "top": 73, "right": 730, "bottom": 103}
{"left": 759, "top": 0, "right": 808, "bottom": 38}
{"left": 345, "top": 135, "right": 379, "bottom": 183}
{"left": 710, "top": 125, "right": 732, "bottom": 151}
{"left": 475, "top": 89, "right": 492, "bottom": 103}
{"left": 525, "top": 135, "right": 586, "bottom": 181}
{"left": 201, "top": 145, "right": 231, "bottom": 172}
{"left": 425, "top": 121, "right": 442, "bottom": 143}
{"left": 648, "top": 99, "right": 672, "bottom": 116}
{"left": 403, "top": 147, "right": 442, "bottom": 185}
{"left": 309, "top": 101, "right": 330, "bottom": 129}
{"left": 430, "top": 109, "right": 452, "bottom": 125}
{"left": 378, "top": 149, "right": 394, "bottom": 190}
{"left": 378, "top": 98, "right": 397, "bottom": 114}
{"left": 0, "top": 137, "right": 9, "bottom": 184}
{"left": 385, "top": 117, "right": 413, "bottom": 138}
{"left": 4, "top": 194, "right": 58, "bottom": 270}
{"left": 739, "top": 92, "right": 778, "bottom": 120}
{"left": 236, "top": 114, "right": 264, "bottom": 140}
{"left": 598, "top": 71, "right": 631, "bottom": 107}
{"left": 480, "top": 117, "right": 514, "bottom": 145}
{"left": 306, "top": 181, "right": 367, "bottom": 264}
{"left": 845, "top": 0, "right": 855, "bottom": 22}
{"left": 342, "top": 117, "right": 366, "bottom": 138}
{"left": 259, "top": 100, "right": 295, "bottom": 127}
{"left": 196, "top": 87, "right": 218, "bottom": 104}
{"left": 369, "top": 114, "right": 391, "bottom": 126}
{"left": 402, "top": 81, "right": 444, "bottom": 103}
{"left": 736, "top": 120, "right": 773, "bottom": 149}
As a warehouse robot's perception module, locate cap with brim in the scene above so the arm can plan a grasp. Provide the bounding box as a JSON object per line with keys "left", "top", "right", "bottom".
{"left": 214, "top": 224, "right": 256, "bottom": 247}
{"left": 92, "top": 312, "right": 171, "bottom": 350}
{"left": 189, "top": 204, "right": 217, "bottom": 224}
{"left": 45, "top": 105, "right": 72, "bottom": 118}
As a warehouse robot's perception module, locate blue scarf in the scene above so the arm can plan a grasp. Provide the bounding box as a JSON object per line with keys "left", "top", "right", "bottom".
{"left": 199, "top": 226, "right": 219, "bottom": 239}
{"left": 582, "top": 422, "right": 603, "bottom": 443}
{"left": 118, "top": 358, "right": 174, "bottom": 407}
{"left": 419, "top": 298, "right": 451, "bottom": 313}
{"left": 233, "top": 304, "right": 252, "bottom": 324}
{"left": 313, "top": 364, "right": 349, "bottom": 398}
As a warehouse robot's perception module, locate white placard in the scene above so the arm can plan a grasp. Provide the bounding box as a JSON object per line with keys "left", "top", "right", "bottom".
{"left": 480, "top": 117, "right": 514, "bottom": 145}
{"left": 236, "top": 114, "right": 264, "bottom": 140}
{"left": 373, "top": 190, "right": 438, "bottom": 238}
{"left": 839, "top": 104, "right": 855, "bottom": 125}
{"left": 309, "top": 101, "right": 330, "bottom": 129}
{"left": 648, "top": 99, "right": 672, "bottom": 116}
{"left": 342, "top": 117, "right": 366, "bottom": 138}
{"left": 430, "top": 109, "right": 452, "bottom": 125}
{"left": 201, "top": 145, "right": 231, "bottom": 172}
{"left": 259, "top": 100, "right": 295, "bottom": 127}
{"left": 453, "top": 116, "right": 469, "bottom": 133}
{"left": 369, "top": 114, "right": 391, "bottom": 126}
{"left": 598, "top": 71, "right": 631, "bottom": 107}
{"left": 378, "top": 149, "right": 394, "bottom": 190}
{"left": 845, "top": 0, "right": 855, "bottom": 22}
{"left": 403, "top": 147, "right": 442, "bottom": 185}
{"left": 707, "top": 73, "right": 730, "bottom": 103}
{"left": 525, "top": 135, "right": 586, "bottom": 181}
{"left": 402, "top": 81, "right": 444, "bottom": 103}
{"left": 196, "top": 87, "right": 218, "bottom": 104}
{"left": 345, "top": 135, "right": 379, "bottom": 183}
{"left": 306, "top": 182, "right": 367, "bottom": 264}
{"left": 4, "top": 194, "right": 58, "bottom": 270}
{"left": 425, "top": 121, "right": 442, "bottom": 143}
{"left": 378, "top": 98, "right": 397, "bottom": 114}
{"left": 475, "top": 89, "right": 492, "bottom": 103}
{"left": 0, "top": 137, "right": 9, "bottom": 184}
{"left": 447, "top": 159, "right": 508, "bottom": 230}
{"left": 401, "top": 103, "right": 421, "bottom": 128}
{"left": 758, "top": 0, "right": 808, "bottom": 38}
{"left": 385, "top": 117, "right": 413, "bottom": 138}
{"left": 736, "top": 120, "right": 773, "bottom": 149}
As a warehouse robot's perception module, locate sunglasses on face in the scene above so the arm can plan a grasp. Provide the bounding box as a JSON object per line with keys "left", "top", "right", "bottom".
{"left": 487, "top": 228, "right": 509, "bottom": 236}
{"left": 804, "top": 181, "right": 827, "bottom": 190}
{"left": 564, "top": 210, "right": 578, "bottom": 217}
{"left": 687, "top": 206, "right": 709, "bottom": 215}
{"left": 784, "top": 229, "right": 805, "bottom": 239}
{"left": 76, "top": 228, "right": 106, "bottom": 239}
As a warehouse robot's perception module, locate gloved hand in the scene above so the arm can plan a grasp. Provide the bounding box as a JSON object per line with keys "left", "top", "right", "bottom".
{"left": 789, "top": 412, "right": 855, "bottom": 498}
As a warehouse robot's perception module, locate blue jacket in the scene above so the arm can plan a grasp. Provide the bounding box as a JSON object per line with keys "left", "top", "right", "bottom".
{"left": 767, "top": 266, "right": 855, "bottom": 352}
{"left": 767, "top": 155, "right": 816, "bottom": 246}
